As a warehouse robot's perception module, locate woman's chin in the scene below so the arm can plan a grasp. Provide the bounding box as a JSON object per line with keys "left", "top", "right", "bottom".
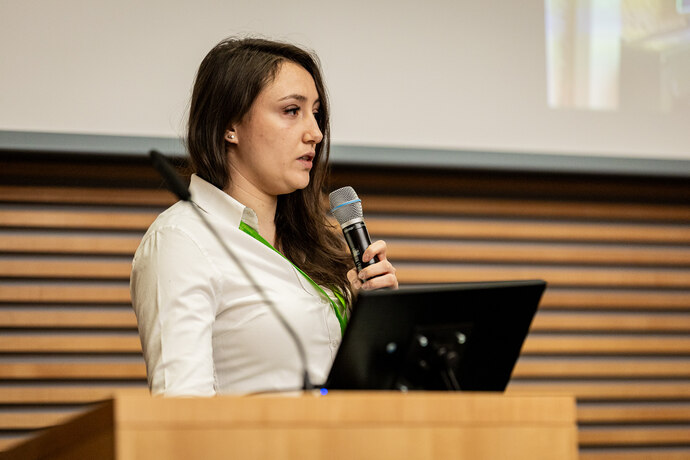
{"left": 276, "top": 178, "right": 310, "bottom": 196}
{"left": 290, "top": 175, "right": 311, "bottom": 192}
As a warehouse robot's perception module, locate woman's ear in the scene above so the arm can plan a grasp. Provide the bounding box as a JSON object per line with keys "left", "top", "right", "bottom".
{"left": 224, "top": 129, "right": 237, "bottom": 144}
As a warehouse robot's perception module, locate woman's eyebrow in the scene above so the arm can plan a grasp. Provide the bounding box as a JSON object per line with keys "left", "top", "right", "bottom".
{"left": 279, "top": 94, "right": 320, "bottom": 105}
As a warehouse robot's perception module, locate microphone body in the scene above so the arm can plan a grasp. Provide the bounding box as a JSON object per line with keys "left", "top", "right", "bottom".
{"left": 329, "top": 186, "right": 379, "bottom": 272}
{"left": 342, "top": 221, "right": 378, "bottom": 272}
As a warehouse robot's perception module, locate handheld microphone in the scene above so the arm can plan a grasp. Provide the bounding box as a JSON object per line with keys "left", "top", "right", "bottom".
{"left": 148, "top": 150, "right": 314, "bottom": 391}
{"left": 329, "top": 186, "right": 379, "bottom": 272}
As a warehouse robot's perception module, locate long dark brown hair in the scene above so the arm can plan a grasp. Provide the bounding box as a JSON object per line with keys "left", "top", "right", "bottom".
{"left": 187, "top": 37, "right": 353, "bottom": 302}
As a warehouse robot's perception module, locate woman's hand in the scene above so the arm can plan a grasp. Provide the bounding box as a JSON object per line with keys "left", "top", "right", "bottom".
{"left": 347, "top": 240, "right": 399, "bottom": 293}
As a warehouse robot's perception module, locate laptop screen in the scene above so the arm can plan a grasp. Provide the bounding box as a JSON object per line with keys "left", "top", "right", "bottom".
{"left": 325, "top": 279, "right": 546, "bottom": 391}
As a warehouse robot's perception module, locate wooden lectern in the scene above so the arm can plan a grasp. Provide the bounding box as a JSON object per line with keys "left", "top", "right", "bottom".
{"left": 4, "top": 391, "right": 578, "bottom": 460}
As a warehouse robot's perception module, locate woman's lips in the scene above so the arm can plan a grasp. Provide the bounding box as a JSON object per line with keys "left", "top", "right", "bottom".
{"left": 298, "top": 153, "right": 314, "bottom": 168}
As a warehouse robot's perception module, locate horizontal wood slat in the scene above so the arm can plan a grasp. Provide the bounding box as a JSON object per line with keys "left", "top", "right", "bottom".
{"left": 0, "top": 234, "right": 141, "bottom": 255}
{"left": 387, "top": 241, "right": 690, "bottom": 266}
{"left": 0, "top": 210, "right": 156, "bottom": 230}
{"left": 0, "top": 260, "right": 131, "bottom": 279}
{"left": 507, "top": 382, "right": 690, "bottom": 400}
{"left": 0, "top": 185, "right": 173, "bottom": 206}
{"left": 363, "top": 195, "right": 690, "bottom": 221}
{"left": 0, "top": 362, "right": 146, "bottom": 379}
{"left": 540, "top": 290, "right": 690, "bottom": 310}
{"left": 579, "top": 451, "right": 690, "bottom": 460}
{"left": 513, "top": 359, "right": 690, "bottom": 378}
{"left": 578, "top": 404, "right": 690, "bottom": 423}
{"left": 0, "top": 160, "right": 160, "bottom": 182}
{"left": 0, "top": 334, "right": 141, "bottom": 353}
{"left": 368, "top": 218, "right": 690, "bottom": 244}
{"left": 530, "top": 313, "right": 690, "bottom": 332}
{"left": 522, "top": 336, "right": 690, "bottom": 355}
{"left": 337, "top": 169, "right": 690, "bottom": 202}
{"left": 0, "top": 285, "right": 131, "bottom": 304}
{"left": 579, "top": 427, "right": 690, "bottom": 446}
{"left": 395, "top": 265, "right": 690, "bottom": 288}
{"left": 0, "top": 309, "right": 136, "bottom": 328}
{"left": 0, "top": 385, "right": 143, "bottom": 404}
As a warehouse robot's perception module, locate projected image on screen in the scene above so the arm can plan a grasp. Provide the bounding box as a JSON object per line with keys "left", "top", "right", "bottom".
{"left": 546, "top": 0, "right": 690, "bottom": 112}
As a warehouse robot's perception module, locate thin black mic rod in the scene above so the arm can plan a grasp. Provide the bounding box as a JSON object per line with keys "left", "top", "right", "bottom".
{"left": 149, "top": 150, "right": 314, "bottom": 391}
{"left": 150, "top": 150, "right": 191, "bottom": 201}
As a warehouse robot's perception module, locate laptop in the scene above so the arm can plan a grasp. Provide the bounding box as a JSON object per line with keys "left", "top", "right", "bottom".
{"left": 325, "top": 280, "right": 546, "bottom": 391}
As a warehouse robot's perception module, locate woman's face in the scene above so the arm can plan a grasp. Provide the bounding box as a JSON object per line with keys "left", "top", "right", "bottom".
{"left": 228, "top": 60, "right": 323, "bottom": 197}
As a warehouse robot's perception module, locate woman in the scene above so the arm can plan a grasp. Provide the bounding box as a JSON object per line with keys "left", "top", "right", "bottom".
{"left": 130, "top": 37, "right": 398, "bottom": 396}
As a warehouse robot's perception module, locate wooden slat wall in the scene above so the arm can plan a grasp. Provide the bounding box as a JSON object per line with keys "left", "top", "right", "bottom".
{"left": 0, "top": 153, "right": 159, "bottom": 451}
{"left": 1, "top": 152, "right": 689, "bottom": 458}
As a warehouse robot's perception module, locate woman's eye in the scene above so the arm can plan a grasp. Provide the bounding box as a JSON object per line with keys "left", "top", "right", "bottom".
{"left": 285, "top": 107, "right": 299, "bottom": 116}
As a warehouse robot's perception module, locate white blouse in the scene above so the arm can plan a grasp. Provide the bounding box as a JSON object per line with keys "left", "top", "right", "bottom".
{"left": 130, "top": 174, "right": 343, "bottom": 396}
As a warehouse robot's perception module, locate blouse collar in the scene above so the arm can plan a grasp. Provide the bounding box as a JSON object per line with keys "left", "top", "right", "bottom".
{"left": 188, "top": 174, "right": 259, "bottom": 230}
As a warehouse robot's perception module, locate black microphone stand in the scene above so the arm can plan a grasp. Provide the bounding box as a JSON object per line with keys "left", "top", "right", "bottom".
{"left": 149, "top": 150, "right": 314, "bottom": 391}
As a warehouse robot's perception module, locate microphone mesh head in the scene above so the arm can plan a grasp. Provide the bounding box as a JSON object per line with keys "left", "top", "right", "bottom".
{"left": 329, "top": 186, "right": 363, "bottom": 225}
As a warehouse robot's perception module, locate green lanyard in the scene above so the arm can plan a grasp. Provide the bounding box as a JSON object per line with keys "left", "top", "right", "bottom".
{"left": 239, "top": 221, "right": 348, "bottom": 335}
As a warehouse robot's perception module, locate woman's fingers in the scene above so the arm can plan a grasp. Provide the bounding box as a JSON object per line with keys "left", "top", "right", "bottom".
{"left": 362, "top": 272, "right": 398, "bottom": 291}
{"left": 362, "top": 240, "right": 388, "bottom": 263}
{"left": 348, "top": 240, "right": 399, "bottom": 292}
{"left": 359, "top": 240, "right": 398, "bottom": 290}
{"left": 347, "top": 268, "right": 362, "bottom": 291}
{"left": 358, "top": 258, "right": 396, "bottom": 282}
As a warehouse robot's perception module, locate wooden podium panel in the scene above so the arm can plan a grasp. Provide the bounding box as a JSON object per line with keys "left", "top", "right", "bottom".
{"left": 4, "top": 390, "right": 578, "bottom": 460}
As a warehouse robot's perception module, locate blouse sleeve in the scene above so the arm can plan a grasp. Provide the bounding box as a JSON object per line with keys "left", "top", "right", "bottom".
{"left": 130, "top": 225, "right": 222, "bottom": 396}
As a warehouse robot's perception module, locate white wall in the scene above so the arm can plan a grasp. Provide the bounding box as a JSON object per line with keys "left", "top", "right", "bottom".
{"left": 1, "top": 0, "right": 688, "bottom": 160}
